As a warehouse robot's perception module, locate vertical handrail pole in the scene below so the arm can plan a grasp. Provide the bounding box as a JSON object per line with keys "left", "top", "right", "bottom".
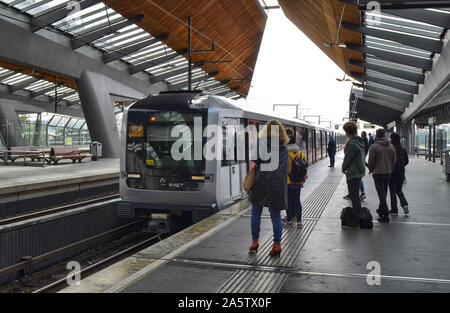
{"left": 188, "top": 16, "right": 192, "bottom": 91}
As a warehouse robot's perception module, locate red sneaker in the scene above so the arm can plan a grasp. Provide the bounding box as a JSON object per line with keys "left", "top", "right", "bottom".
{"left": 249, "top": 240, "right": 259, "bottom": 253}
{"left": 269, "top": 242, "right": 281, "bottom": 257}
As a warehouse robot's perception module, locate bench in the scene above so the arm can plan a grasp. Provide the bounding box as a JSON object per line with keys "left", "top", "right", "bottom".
{"left": 46, "top": 146, "right": 89, "bottom": 165}
{"left": 1, "top": 146, "right": 46, "bottom": 167}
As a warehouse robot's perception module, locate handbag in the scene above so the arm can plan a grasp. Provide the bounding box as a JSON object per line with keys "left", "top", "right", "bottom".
{"left": 243, "top": 166, "right": 256, "bottom": 192}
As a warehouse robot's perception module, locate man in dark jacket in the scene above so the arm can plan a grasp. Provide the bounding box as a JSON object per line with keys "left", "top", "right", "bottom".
{"left": 368, "top": 133, "right": 375, "bottom": 147}
{"left": 327, "top": 136, "right": 336, "bottom": 167}
{"left": 368, "top": 128, "right": 396, "bottom": 223}
{"left": 341, "top": 122, "right": 366, "bottom": 229}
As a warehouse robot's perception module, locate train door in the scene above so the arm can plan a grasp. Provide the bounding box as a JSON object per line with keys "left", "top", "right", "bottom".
{"left": 324, "top": 132, "right": 328, "bottom": 157}
{"left": 307, "top": 128, "right": 313, "bottom": 165}
{"left": 320, "top": 131, "right": 323, "bottom": 159}
{"left": 229, "top": 118, "right": 245, "bottom": 200}
{"left": 315, "top": 130, "right": 320, "bottom": 161}
{"left": 296, "top": 127, "right": 308, "bottom": 162}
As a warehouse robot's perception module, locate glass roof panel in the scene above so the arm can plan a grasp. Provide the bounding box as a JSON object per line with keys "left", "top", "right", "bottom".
{"left": 73, "top": 119, "right": 85, "bottom": 129}
{"left": 56, "top": 116, "right": 70, "bottom": 127}
{"left": 1, "top": 0, "right": 20, "bottom": 4}
{"left": 365, "top": 35, "right": 431, "bottom": 58}
{"left": 367, "top": 81, "right": 412, "bottom": 95}
{"left": 365, "top": 56, "right": 425, "bottom": 74}
{"left": 15, "top": 0, "right": 41, "bottom": 11}
{"left": 48, "top": 115, "right": 62, "bottom": 126}
{"left": 66, "top": 118, "right": 78, "bottom": 128}
{"left": 2, "top": 73, "right": 28, "bottom": 84}
{"left": 365, "top": 11, "right": 444, "bottom": 33}
{"left": 27, "top": 0, "right": 68, "bottom": 16}
{"left": 365, "top": 69, "right": 418, "bottom": 86}
{"left": 0, "top": 0, "right": 236, "bottom": 98}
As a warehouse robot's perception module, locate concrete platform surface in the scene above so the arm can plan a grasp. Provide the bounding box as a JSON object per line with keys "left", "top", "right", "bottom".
{"left": 0, "top": 158, "right": 119, "bottom": 195}
{"left": 60, "top": 153, "right": 450, "bottom": 293}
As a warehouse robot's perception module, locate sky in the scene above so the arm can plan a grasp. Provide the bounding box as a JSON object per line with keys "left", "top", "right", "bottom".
{"left": 243, "top": 9, "right": 353, "bottom": 127}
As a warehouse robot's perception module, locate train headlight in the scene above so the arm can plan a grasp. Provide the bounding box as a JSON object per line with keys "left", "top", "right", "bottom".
{"left": 127, "top": 173, "right": 141, "bottom": 179}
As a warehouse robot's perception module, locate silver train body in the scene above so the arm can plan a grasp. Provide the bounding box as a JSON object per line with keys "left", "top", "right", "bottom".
{"left": 119, "top": 91, "right": 345, "bottom": 222}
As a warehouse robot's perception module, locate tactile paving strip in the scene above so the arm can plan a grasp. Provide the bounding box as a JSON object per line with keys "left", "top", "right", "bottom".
{"left": 217, "top": 174, "right": 343, "bottom": 293}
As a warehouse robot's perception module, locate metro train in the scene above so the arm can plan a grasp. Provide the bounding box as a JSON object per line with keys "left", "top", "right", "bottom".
{"left": 119, "top": 91, "right": 346, "bottom": 224}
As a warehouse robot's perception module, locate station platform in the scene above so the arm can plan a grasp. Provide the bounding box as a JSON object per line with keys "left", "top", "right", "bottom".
{"left": 0, "top": 158, "right": 119, "bottom": 216}
{"left": 61, "top": 153, "right": 450, "bottom": 293}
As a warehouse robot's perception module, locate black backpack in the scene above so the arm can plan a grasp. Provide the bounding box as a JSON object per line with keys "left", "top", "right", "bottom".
{"left": 288, "top": 152, "right": 307, "bottom": 183}
{"left": 341, "top": 207, "right": 353, "bottom": 227}
{"left": 340, "top": 206, "right": 373, "bottom": 229}
{"left": 360, "top": 207, "right": 373, "bottom": 229}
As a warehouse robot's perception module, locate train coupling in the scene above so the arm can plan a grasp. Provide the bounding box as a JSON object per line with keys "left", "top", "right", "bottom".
{"left": 144, "top": 213, "right": 172, "bottom": 235}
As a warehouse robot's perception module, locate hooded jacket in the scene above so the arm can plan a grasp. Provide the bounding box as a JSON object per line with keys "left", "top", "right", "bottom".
{"left": 327, "top": 136, "right": 336, "bottom": 155}
{"left": 342, "top": 136, "right": 366, "bottom": 181}
{"left": 250, "top": 139, "right": 288, "bottom": 211}
{"left": 368, "top": 137, "right": 396, "bottom": 175}
{"left": 287, "top": 143, "right": 306, "bottom": 186}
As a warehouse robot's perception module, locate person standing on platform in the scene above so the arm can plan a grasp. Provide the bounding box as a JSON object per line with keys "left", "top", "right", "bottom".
{"left": 328, "top": 135, "right": 336, "bottom": 167}
{"left": 285, "top": 128, "right": 308, "bottom": 228}
{"left": 368, "top": 133, "right": 375, "bottom": 147}
{"left": 359, "top": 131, "right": 369, "bottom": 200}
{"left": 249, "top": 120, "right": 289, "bottom": 257}
{"left": 341, "top": 122, "right": 366, "bottom": 229}
{"left": 368, "top": 128, "right": 397, "bottom": 223}
{"left": 388, "top": 132, "right": 410, "bottom": 216}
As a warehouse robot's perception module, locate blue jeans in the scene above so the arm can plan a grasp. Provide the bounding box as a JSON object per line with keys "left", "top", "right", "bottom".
{"left": 287, "top": 187, "right": 302, "bottom": 222}
{"left": 360, "top": 179, "right": 365, "bottom": 194}
{"left": 330, "top": 153, "right": 335, "bottom": 166}
{"left": 251, "top": 204, "right": 282, "bottom": 243}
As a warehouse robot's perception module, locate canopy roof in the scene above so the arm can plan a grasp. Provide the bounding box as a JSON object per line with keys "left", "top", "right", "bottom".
{"left": 279, "top": 0, "right": 450, "bottom": 126}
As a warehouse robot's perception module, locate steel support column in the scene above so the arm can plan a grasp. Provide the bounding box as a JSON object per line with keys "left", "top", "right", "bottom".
{"left": 76, "top": 71, "right": 145, "bottom": 158}
{"left": 0, "top": 103, "right": 25, "bottom": 146}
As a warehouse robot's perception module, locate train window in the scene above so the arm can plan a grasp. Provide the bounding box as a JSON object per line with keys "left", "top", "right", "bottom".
{"left": 125, "top": 110, "right": 207, "bottom": 191}
{"left": 222, "top": 118, "right": 246, "bottom": 167}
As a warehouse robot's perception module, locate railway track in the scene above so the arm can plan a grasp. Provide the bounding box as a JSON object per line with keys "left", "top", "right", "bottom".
{"left": 33, "top": 233, "right": 162, "bottom": 293}
{"left": 0, "top": 194, "right": 120, "bottom": 226}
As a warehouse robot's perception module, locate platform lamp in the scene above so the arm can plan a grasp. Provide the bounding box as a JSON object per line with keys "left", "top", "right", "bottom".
{"left": 323, "top": 3, "right": 347, "bottom": 48}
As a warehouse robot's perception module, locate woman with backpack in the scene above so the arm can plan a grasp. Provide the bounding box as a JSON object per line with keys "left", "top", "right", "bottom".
{"left": 249, "top": 120, "right": 289, "bottom": 257}
{"left": 285, "top": 128, "right": 308, "bottom": 228}
{"left": 388, "top": 132, "right": 409, "bottom": 216}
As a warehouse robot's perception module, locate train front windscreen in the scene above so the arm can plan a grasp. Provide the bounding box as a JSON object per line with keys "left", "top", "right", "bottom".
{"left": 125, "top": 110, "right": 207, "bottom": 191}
